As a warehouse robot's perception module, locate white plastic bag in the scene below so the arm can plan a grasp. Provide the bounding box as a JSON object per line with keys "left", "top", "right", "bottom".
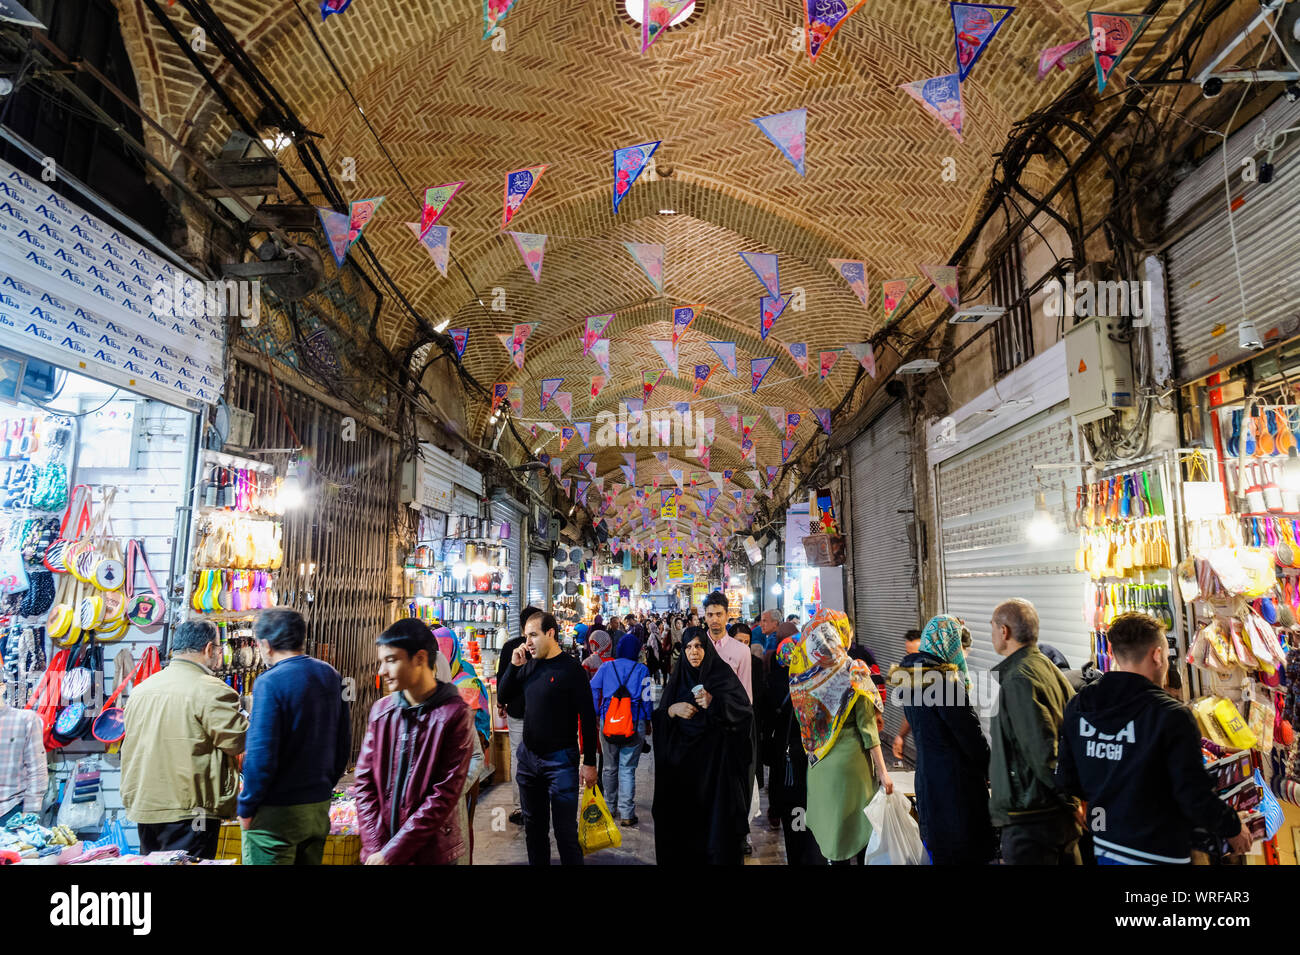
{"left": 864, "top": 788, "right": 928, "bottom": 865}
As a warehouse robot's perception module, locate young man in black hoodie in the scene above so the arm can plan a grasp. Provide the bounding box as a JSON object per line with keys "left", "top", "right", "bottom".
{"left": 1056, "top": 612, "right": 1251, "bottom": 865}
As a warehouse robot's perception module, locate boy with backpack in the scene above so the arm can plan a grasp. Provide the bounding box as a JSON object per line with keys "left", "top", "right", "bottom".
{"left": 590, "top": 633, "right": 654, "bottom": 826}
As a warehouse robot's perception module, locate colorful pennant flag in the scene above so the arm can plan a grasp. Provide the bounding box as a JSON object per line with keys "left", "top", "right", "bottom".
{"left": 347, "top": 197, "right": 384, "bottom": 248}
{"left": 507, "top": 231, "right": 546, "bottom": 283}
{"left": 1087, "top": 11, "right": 1150, "bottom": 92}
{"left": 316, "top": 207, "right": 352, "bottom": 268}
{"left": 661, "top": 489, "right": 678, "bottom": 520}
{"left": 751, "top": 108, "right": 807, "bottom": 176}
{"left": 483, "top": 0, "right": 521, "bottom": 37}
{"left": 951, "top": 3, "right": 1015, "bottom": 82}
{"left": 766, "top": 406, "right": 786, "bottom": 429}
{"left": 692, "top": 363, "right": 713, "bottom": 396}
{"left": 405, "top": 221, "right": 451, "bottom": 276}
{"left": 844, "top": 342, "right": 877, "bottom": 378}
{"left": 591, "top": 375, "right": 607, "bottom": 401}
{"left": 448, "top": 328, "right": 469, "bottom": 361}
{"left": 785, "top": 342, "right": 810, "bottom": 375}
{"left": 1037, "top": 38, "right": 1090, "bottom": 80}
{"left": 673, "top": 401, "right": 691, "bottom": 416}
{"left": 562, "top": 478, "right": 572, "bottom": 496}
{"left": 720, "top": 404, "right": 739, "bottom": 433}
{"left": 614, "top": 142, "right": 661, "bottom": 212}
{"left": 625, "top": 398, "right": 645, "bottom": 423}
{"left": 536, "top": 421, "right": 560, "bottom": 434}
{"left": 508, "top": 385, "right": 524, "bottom": 415}
{"left": 622, "top": 242, "right": 665, "bottom": 293}
{"left": 781, "top": 440, "right": 795, "bottom": 463}
{"left": 559, "top": 426, "right": 575, "bottom": 452}
{"left": 651, "top": 340, "right": 679, "bottom": 378}
{"left": 741, "top": 414, "right": 758, "bottom": 437}
{"left": 555, "top": 392, "right": 573, "bottom": 420}
{"left": 576, "top": 421, "right": 591, "bottom": 446}
{"left": 760, "top": 292, "right": 794, "bottom": 341}
{"left": 321, "top": 0, "right": 353, "bottom": 20}
{"left": 550, "top": 458, "right": 563, "bottom": 480}
{"left": 740, "top": 438, "right": 755, "bottom": 463}
{"left": 698, "top": 416, "right": 715, "bottom": 444}
{"left": 900, "top": 73, "right": 965, "bottom": 143}
{"left": 710, "top": 471, "right": 726, "bottom": 490}
{"left": 739, "top": 252, "right": 781, "bottom": 298}
{"left": 698, "top": 445, "right": 711, "bottom": 470}
{"left": 654, "top": 451, "right": 669, "bottom": 465}
{"left": 419, "top": 182, "right": 465, "bottom": 236}
{"left": 502, "top": 165, "right": 547, "bottom": 228}
{"left": 813, "top": 408, "right": 833, "bottom": 435}
{"left": 766, "top": 465, "right": 779, "bottom": 485}
{"left": 491, "top": 382, "right": 511, "bottom": 414}
{"left": 805, "top": 0, "right": 866, "bottom": 60}
{"left": 819, "top": 348, "right": 842, "bottom": 380}
{"left": 642, "top": 370, "right": 664, "bottom": 400}
{"left": 750, "top": 356, "right": 776, "bottom": 393}
{"left": 589, "top": 338, "right": 611, "bottom": 377}
{"left": 786, "top": 412, "right": 802, "bottom": 440}
{"left": 622, "top": 452, "right": 638, "bottom": 485}
{"left": 828, "top": 259, "right": 869, "bottom": 308}
{"left": 583, "top": 313, "right": 615, "bottom": 356}
{"left": 673, "top": 304, "right": 703, "bottom": 346}
{"left": 701, "top": 487, "right": 720, "bottom": 516}
{"left": 882, "top": 276, "right": 918, "bottom": 324}
{"left": 919, "top": 264, "right": 961, "bottom": 308}
{"left": 496, "top": 332, "right": 524, "bottom": 370}
{"left": 708, "top": 341, "right": 738, "bottom": 376}
{"left": 641, "top": 0, "right": 694, "bottom": 52}
{"left": 579, "top": 453, "right": 597, "bottom": 479}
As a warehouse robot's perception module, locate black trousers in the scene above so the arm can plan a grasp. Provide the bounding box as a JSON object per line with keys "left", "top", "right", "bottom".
{"left": 137, "top": 818, "right": 222, "bottom": 859}
{"left": 1000, "top": 811, "right": 1082, "bottom": 865}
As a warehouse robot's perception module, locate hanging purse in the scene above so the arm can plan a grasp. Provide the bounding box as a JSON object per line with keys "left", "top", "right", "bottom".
{"left": 92, "top": 646, "right": 160, "bottom": 745}
{"left": 43, "top": 485, "right": 91, "bottom": 573}
{"left": 125, "top": 539, "right": 167, "bottom": 633}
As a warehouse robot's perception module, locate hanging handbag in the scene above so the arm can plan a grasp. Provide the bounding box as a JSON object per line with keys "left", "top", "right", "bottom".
{"left": 43, "top": 485, "right": 91, "bottom": 573}
{"left": 26, "top": 648, "right": 69, "bottom": 750}
{"left": 124, "top": 539, "right": 166, "bottom": 633}
{"left": 92, "top": 646, "right": 160, "bottom": 745}
{"left": 51, "top": 640, "right": 101, "bottom": 746}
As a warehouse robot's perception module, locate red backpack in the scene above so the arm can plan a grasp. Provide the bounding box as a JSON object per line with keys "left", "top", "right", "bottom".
{"left": 602, "top": 661, "right": 637, "bottom": 741}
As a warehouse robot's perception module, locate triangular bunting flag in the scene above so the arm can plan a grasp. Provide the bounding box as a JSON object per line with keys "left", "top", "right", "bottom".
{"left": 720, "top": 404, "right": 739, "bottom": 433}
{"left": 844, "top": 342, "right": 877, "bottom": 379}
{"left": 707, "top": 341, "right": 738, "bottom": 376}
{"left": 576, "top": 480, "right": 591, "bottom": 500}
{"left": 623, "top": 242, "right": 665, "bottom": 292}
{"left": 405, "top": 221, "right": 451, "bottom": 276}
{"left": 698, "top": 417, "right": 715, "bottom": 443}
{"left": 813, "top": 408, "right": 833, "bottom": 435}
{"left": 483, "top": 0, "right": 521, "bottom": 37}
{"left": 745, "top": 469, "right": 762, "bottom": 487}
{"left": 786, "top": 412, "right": 801, "bottom": 440}
{"left": 785, "top": 342, "right": 809, "bottom": 375}
{"left": 536, "top": 422, "right": 559, "bottom": 433}
{"left": 781, "top": 440, "right": 795, "bottom": 463}
{"left": 670, "top": 469, "right": 684, "bottom": 489}
{"left": 1036, "top": 38, "right": 1090, "bottom": 80}
{"left": 508, "top": 385, "right": 524, "bottom": 414}
{"left": 589, "top": 338, "right": 611, "bottom": 377}
{"left": 673, "top": 402, "right": 691, "bottom": 416}
{"left": 698, "top": 445, "right": 711, "bottom": 470}
{"left": 900, "top": 73, "right": 965, "bottom": 143}
{"left": 642, "top": 370, "right": 664, "bottom": 400}
{"left": 448, "top": 328, "right": 469, "bottom": 361}
{"left": 419, "top": 182, "right": 465, "bottom": 236}
{"left": 590, "top": 375, "right": 607, "bottom": 401}
{"left": 882, "top": 276, "right": 919, "bottom": 323}
{"left": 651, "top": 340, "right": 679, "bottom": 378}
{"left": 828, "top": 259, "right": 869, "bottom": 309}
{"left": 1087, "top": 12, "right": 1150, "bottom": 92}
{"left": 641, "top": 0, "right": 694, "bottom": 52}
{"left": 951, "top": 3, "right": 1015, "bottom": 82}
{"left": 347, "top": 197, "right": 384, "bottom": 248}
{"left": 740, "top": 438, "right": 755, "bottom": 463}
{"left": 701, "top": 487, "right": 720, "bottom": 516}
{"left": 760, "top": 292, "right": 794, "bottom": 341}
{"left": 507, "top": 231, "right": 546, "bottom": 283}
{"left": 710, "top": 471, "right": 726, "bottom": 491}
{"left": 317, "top": 207, "right": 351, "bottom": 267}
{"left": 555, "top": 392, "right": 573, "bottom": 421}
{"left": 497, "top": 333, "right": 525, "bottom": 370}
{"left": 562, "top": 478, "right": 572, "bottom": 496}
{"left": 579, "top": 453, "right": 597, "bottom": 479}
{"left": 766, "top": 406, "right": 786, "bottom": 429}
{"left": 819, "top": 348, "right": 843, "bottom": 380}
{"left": 550, "top": 458, "right": 563, "bottom": 480}
{"left": 583, "top": 313, "right": 615, "bottom": 355}
{"left": 919, "top": 264, "right": 960, "bottom": 308}
{"left": 559, "top": 427, "right": 575, "bottom": 452}
{"left": 750, "top": 356, "right": 776, "bottom": 393}
{"left": 765, "top": 465, "right": 779, "bottom": 485}
{"left": 614, "top": 142, "right": 661, "bottom": 213}
{"left": 806, "top": 0, "right": 867, "bottom": 61}
{"left": 576, "top": 421, "right": 591, "bottom": 446}
{"left": 692, "top": 364, "right": 714, "bottom": 396}
{"left": 502, "top": 165, "right": 547, "bottom": 228}
{"left": 738, "top": 252, "right": 781, "bottom": 298}
{"left": 751, "top": 108, "right": 807, "bottom": 176}
{"left": 673, "top": 304, "right": 704, "bottom": 346}
{"left": 625, "top": 398, "right": 645, "bottom": 424}
{"left": 491, "top": 382, "right": 511, "bottom": 414}
{"left": 654, "top": 451, "right": 669, "bottom": 465}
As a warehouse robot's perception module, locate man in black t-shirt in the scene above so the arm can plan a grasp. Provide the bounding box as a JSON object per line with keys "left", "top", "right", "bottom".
{"left": 498, "top": 610, "right": 598, "bottom": 865}
{"left": 496, "top": 606, "right": 541, "bottom": 826}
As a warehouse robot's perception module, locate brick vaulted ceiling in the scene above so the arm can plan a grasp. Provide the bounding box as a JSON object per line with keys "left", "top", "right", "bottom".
{"left": 115, "top": 0, "right": 1180, "bottom": 539}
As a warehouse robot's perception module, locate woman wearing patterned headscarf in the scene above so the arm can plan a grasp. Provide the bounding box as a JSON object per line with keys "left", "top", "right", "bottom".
{"left": 582, "top": 629, "right": 614, "bottom": 679}
{"left": 433, "top": 626, "right": 491, "bottom": 740}
{"left": 779, "top": 609, "right": 892, "bottom": 864}
{"left": 888, "top": 614, "right": 994, "bottom": 865}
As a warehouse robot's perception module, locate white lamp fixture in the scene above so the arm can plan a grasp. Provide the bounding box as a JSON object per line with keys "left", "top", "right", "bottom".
{"left": 770, "top": 583, "right": 782, "bottom": 595}
{"left": 279, "top": 458, "right": 305, "bottom": 510}
{"left": 948, "top": 305, "right": 1006, "bottom": 327}
{"left": 896, "top": 359, "right": 940, "bottom": 375}
{"left": 1239, "top": 320, "right": 1263, "bottom": 351}
{"left": 434, "top": 318, "right": 450, "bottom": 334}
{"left": 1026, "top": 491, "right": 1058, "bottom": 542}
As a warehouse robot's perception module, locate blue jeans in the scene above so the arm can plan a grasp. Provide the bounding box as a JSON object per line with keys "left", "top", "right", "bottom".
{"left": 516, "top": 744, "right": 583, "bottom": 865}
{"left": 600, "top": 731, "right": 643, "bottom": 820}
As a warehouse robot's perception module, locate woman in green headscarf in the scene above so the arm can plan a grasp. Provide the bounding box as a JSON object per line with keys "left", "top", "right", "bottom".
{"left": 888, "top": 614, "right": 995, "bottom": 865}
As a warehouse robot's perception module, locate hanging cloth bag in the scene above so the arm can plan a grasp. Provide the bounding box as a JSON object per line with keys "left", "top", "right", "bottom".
{"left": 92, "top": 646, "right": 160, "bottom": 744}
{"left": 124, "top": 539, "right": 167, "bottom": 633}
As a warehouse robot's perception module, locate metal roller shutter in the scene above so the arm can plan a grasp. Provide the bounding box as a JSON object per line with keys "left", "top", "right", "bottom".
{"left": 849, "top": 401, "right": 919, "bottom": 745}
{"left": 490, "top": 496, "right": 525, "bottom": 643}
{"left": 936, "top": 403, "right": 1088, "bottom": 726}
{"left": 1166, "top": 94, "right": 1300, "bottom": 382}
{"left": 527, "top": 550, "right": 551, "bottom": 611}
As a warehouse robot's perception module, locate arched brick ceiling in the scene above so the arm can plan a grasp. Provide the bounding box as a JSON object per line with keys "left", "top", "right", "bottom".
{"left": 116, "top": 0, "right": 1186, "bottom": 536}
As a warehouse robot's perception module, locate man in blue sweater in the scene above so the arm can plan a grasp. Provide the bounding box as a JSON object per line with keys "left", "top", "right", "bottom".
{"left": 237, "top": 609, "right": 351, "bottom": 865}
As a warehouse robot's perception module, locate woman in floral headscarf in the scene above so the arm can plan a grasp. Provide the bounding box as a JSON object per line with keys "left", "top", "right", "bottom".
{"left": 779, "top": 609, "right": 892, "bottom": 864}
{"left": 433, "top": 626, "right": 490, "bottom": 740}
{"left": 888, "top": 614, "right": 994, "bottom": 865}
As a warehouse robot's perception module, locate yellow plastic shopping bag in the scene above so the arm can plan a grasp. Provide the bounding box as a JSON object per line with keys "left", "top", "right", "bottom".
{"left": 578, "top": 785, "right": 622, "bottom": 856}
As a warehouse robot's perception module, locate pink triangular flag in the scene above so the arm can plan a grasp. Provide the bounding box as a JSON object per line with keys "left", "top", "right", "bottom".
{"left": 419, "top": 182, "right": 465, "bottom": 236}
{"left": 900, "top": 74, "right": 964, "bottom": 143}
{"left": 624, "top": 242, "right": 665, "bottom": 292}
{"left": 651, "top": 340, "right": 678, "bottom": 378}
{"left": 844, "top": 342, "right": 876, "bottom": 378}
{"left": 507, "top": 231, "right": 546, "bottom": 283}
{"left": 405, "top": 221, "right": 451, "bottom": 276}
{"left": 502, "top": 165, "right": 547, "bottom": 228}
{"left": 919, "top": 264, "right": 960, "bottom": 307}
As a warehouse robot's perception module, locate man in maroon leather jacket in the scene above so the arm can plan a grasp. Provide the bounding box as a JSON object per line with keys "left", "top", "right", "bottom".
{"left": 354, "top": 619, "right": 475, "bottom": 865}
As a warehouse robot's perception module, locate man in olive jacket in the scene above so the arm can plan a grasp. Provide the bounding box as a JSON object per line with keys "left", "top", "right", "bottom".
{"left": 121, "top": 621, "right": 247, "bottom": 858}
{"left": 989, "top": 599, "right": 1081, "bottom": 864}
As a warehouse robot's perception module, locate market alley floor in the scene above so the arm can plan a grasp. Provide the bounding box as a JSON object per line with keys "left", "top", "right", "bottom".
{"left": 470, "top": 743, "right": 788, "bottom": 865}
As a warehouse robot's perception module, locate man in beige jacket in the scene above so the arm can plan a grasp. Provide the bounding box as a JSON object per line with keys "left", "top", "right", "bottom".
{"left": 121, "top": 620, "right": 247, "bottom": 858}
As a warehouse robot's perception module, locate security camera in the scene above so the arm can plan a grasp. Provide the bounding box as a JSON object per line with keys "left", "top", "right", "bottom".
{"left": 1239, "top": 320, "right": 1264, "bottom": 351}
{"left": 1202, "top": 76, "right": 1224, "bottom": 98}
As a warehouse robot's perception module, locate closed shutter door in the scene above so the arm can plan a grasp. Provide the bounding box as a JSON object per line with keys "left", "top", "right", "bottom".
{"left": 937, "top": 403, "right": 1087, "bottom": 727}
{"left": 1166, "top": 94, "right": 1300, "bottom": 382}
{"left": 848, "top": 401, "right": 918, "bottom": 744}
{"left": 528, "top": 551, "right": 550, "bottom": 611}
{"left": 491, "top": 497, "right": 524, "bottom": 643}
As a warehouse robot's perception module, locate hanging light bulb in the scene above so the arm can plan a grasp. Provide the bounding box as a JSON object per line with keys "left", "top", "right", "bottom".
{"left": 279, "top": 457, "right": 305, "bottom": 509}
{"left": 771, "top": 583, "right": 782, "bottom": 595}
{"left": 1026, "top": 491, "right": 1058, "bottom": 542}
{"left": 1282, "top": 448, "right": 1300, "bottom": 493}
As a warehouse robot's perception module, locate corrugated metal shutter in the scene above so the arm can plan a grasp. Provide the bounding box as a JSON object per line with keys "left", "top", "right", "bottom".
{"left": 937, "top": 403, "right": 1088, "bottom": 725}
{"left": 527, "top": 550, "right": 550, "bottom": 611}
{"left": 848, "top": 401, "right": 918, "bottom": 745}
{"left": 1166, "top": 95, "right": 1300, "bottom": 382}
{"left": 490, "top": 496, "right": 525, "bottom": 645}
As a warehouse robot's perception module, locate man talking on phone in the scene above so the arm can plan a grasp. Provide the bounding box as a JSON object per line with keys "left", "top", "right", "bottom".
{"left": 498, "top": 609, "right": 598, "bottom": 865}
